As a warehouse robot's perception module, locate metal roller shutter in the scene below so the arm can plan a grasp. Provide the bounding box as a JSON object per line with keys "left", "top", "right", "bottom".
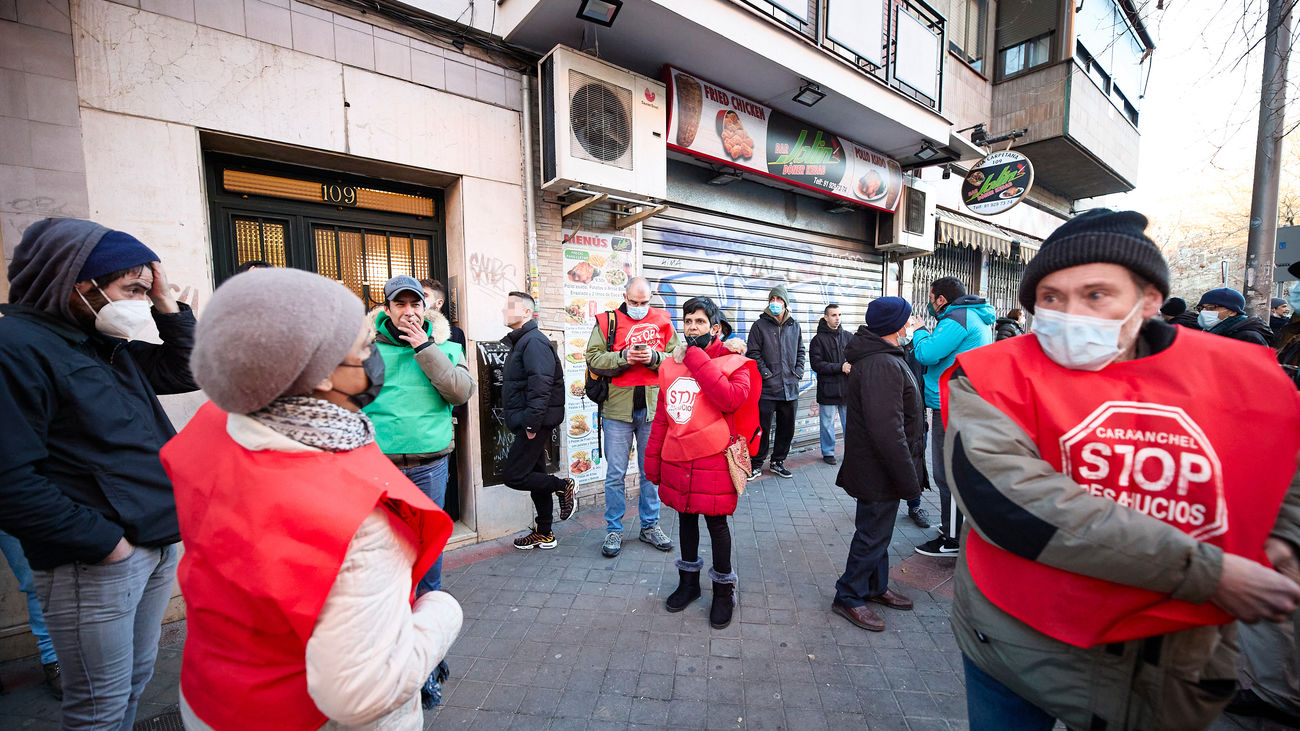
{"left": 642, "top": 206, "right": 885, "bottom": 450}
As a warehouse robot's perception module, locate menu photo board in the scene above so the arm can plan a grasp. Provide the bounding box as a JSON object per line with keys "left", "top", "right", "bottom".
{"left": 665, "top": 66, "right": 903, "bottom": 213}
{"left": 961, "top": 150, "right": 1034, "bottom": 215}
{"left": 560, "top": 229, "right": 638, "bottom": 484}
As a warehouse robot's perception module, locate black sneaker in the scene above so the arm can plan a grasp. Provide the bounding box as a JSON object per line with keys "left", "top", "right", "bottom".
{"left": 914, "top": 537, "right": 959, "bottom": 557}
{"left": 770, "top": 462, "right": 793, "bottom": 479}
{"left": 822, "top": 455, "right": 837, "bottom": 465}
{"left": 747, "top": 466, "right": 762, "bottom": 481}
{"left": 908, "top": 506, "right": 931, "bottom": 529}
{"left": 556, "top": 478, "right": 577, "bottom": 521}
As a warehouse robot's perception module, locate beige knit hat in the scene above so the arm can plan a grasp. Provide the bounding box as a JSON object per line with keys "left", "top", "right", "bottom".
{"left": 193, "top": 268, "right": 365, "bottom": 414}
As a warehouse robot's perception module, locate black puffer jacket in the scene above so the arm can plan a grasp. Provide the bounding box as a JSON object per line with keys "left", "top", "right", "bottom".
{"left": 809, "top": 317, "right": 851, "bottom": 405}
{"left": 994, "top": 318, "right": 1024, "bottom": 341}
{"left": 746, "top": 309, "right": 805, "bottom": 401}
{"left": 1210, "top": 314, "right": 1273, "bottom": 347}
{"left": 502, "top": 319, "right": 563, "bottom": 432}
{"left": 1168, "top": 311, "right": 1201, "bottom": 329}
{"left": 835, "top": 326, "right": 926, "bottom": 503}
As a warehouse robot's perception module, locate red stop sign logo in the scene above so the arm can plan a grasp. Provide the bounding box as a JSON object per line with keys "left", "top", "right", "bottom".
{"left": 1059, "top": 402, "right": 1227, "bottom": 540}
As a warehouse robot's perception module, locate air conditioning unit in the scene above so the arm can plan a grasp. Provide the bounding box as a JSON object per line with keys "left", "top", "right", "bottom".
{"left": 875, "top": 176, "right": 935, "bottom": 255}
{"left": 539, "top": 45, "right": 666, "bottom": 201}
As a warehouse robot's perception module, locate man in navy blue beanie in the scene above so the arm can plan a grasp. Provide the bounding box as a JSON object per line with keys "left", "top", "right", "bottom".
{"left": 1197, "top": 287, "right": 1272, "bottom": 346}
{"left": 0, "top": 218, "right": 197, "bottom": 729}
{"left": 831, "top": 297, "right": 927, "bottom": 632}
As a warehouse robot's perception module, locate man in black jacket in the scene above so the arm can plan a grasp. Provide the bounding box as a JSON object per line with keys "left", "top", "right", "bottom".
{"left": 746, "top": 284, "right": 805, "bottom": 479}
{"left": 0, "top": 218, "right": 198, "bottom": 730}
{"left": 1196, "top": 287, "right": 1273, "bottom": 346}
{"left": 832, "top": 297, "right": 925, "bottom": 633}
{"left": 810, "top": 304, "right": 851, "bottom": 465}
{"left": 501, "top": 291, "right": 577, "bottom": 549}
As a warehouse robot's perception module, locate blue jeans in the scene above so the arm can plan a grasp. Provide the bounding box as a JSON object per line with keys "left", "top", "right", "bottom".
{"left": 603, "top": 409, "right": 659, "bottom": 533}
{"left": 34, "top": 543, "right": 179, "bottom": 731}
{"left": 963, "top": 655, "right": 1056, "bottom": 731}
{"left": 403, "top": 457, "right": 449, "bottom": 595}
{"left": 0, "top": 530, "right": 57, "bottom": 664}
{"left": 818, "top": 403, "right": 847, "bottom": 457}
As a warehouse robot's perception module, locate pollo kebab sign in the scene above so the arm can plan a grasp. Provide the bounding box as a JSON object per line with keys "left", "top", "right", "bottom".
{"left": 665, "top": 66, "right": 903, "bottom": 213}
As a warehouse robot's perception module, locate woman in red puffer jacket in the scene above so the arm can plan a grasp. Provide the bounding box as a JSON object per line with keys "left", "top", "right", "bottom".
{"left": 645, "top": 297, "right": 759, "bottom": 630}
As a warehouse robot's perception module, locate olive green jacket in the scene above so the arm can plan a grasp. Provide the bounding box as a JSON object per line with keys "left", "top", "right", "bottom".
{"left": 945, "top": 363, "right": 1300, "bottom": 730}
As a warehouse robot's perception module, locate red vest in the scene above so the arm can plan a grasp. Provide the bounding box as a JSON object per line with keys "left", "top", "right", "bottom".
{"left": 161, "top": 402, "right": 452, "bottom": 730}
{"left": 605, "top": 308, "right": 675, "bottom": 387}
{"left": 658, "top": 352, "right": 761, "bottom": 462}
{"left": 947, "top": 330, "right": 1300, "bottom": 647}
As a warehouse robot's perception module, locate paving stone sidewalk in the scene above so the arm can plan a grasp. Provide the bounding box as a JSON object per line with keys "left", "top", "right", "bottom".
{"left": 0, "top": 451, "right": 1288, "bottom": 730}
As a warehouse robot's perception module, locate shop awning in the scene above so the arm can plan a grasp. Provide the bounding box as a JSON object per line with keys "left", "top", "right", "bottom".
{"left": 1015, "top": 234, "right": 1042, "bottom": 262}
{"left": 935, "top": 208, "right": 1015, "bottom": 256}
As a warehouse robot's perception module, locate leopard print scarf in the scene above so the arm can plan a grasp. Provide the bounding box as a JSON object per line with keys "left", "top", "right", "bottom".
{"left": 249, "top": 396, "right": 374, "bottom": 452}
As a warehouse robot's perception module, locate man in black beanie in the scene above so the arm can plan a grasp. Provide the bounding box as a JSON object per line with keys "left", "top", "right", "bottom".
{"left": 940, "top": 209, "right": 1300, "bottom": 729}
{"left": 1159, "top": 296, "right": 1200, "bottom": 329}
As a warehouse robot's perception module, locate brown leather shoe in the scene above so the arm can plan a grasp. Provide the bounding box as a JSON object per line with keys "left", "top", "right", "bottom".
{"left": 831, "top": 602, "right": 885, "bottom": 632}
{"left": 867, "top": 588, "right": 914, "bottom": 610}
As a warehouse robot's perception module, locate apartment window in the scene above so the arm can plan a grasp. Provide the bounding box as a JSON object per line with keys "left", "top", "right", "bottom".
{"left": 1000, "top": 33, "right": 1051, "bottom": 77}
{"left": 929, "top": 0, "right": 987, "bottom": 71}
{"left": 1075, "top": 0, "right": 1146, "bottom": 118}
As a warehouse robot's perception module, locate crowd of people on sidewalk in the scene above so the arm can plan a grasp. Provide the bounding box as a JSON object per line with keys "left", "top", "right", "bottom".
{"left": 1, "top": 211, "right": 1299, "bottom": 731}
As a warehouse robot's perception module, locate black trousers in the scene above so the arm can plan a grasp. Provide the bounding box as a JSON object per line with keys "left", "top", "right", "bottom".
{"left": 502, "top": 427, "right": 564, "bottom": 532}
{"left": 679, "top": 513, "right": 732, "bottom": 575}
{"left": 753, "top": 398, "right": 797, "bottom": 467}
{"left": 834, "top": 499, "right": 897, "bottom": 607}
{"left": 931, "top": 409, "right": 963, "bottom": 540}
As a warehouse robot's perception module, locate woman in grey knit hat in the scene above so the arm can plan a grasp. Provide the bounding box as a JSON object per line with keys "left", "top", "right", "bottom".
{"left": 160, "top": 268, "right": 463, "bottom": 730}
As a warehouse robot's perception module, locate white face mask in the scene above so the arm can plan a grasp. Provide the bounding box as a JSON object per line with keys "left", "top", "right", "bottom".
{"left": 79, "top": 287, "right": 160, "bottom": 343}
{"left": 626, "top": 304, "right": 649, "bottom": 320}
{"left": 1033, "top": 298, "right": 1143, "bottom": 372}
{"left": 1197, "top": 310, "right": 1222, "bottom": 330}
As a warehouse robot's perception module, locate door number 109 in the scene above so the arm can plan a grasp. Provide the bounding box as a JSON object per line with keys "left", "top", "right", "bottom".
{"left": 321, "top": 184, "right": 358, "bottom": 206}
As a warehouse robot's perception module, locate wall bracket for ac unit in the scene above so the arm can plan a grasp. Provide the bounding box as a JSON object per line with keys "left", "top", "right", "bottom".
{"left": 558, "top": 187, "right": 669, "bottom": 230}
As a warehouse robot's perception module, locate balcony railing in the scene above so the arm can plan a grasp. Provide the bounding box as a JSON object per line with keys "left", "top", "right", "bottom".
{"left": 734, "top": 0, "right": 946, "bottom": 112}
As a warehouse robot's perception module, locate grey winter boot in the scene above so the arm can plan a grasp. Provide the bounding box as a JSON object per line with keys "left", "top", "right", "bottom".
{"left": 709, "top": 568, "right": 738, "bottom": 629}
{"left": 665, "top": 558, "right": 703, "bottom": 612}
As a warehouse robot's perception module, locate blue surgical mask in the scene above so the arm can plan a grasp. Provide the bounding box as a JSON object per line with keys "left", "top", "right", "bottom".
{"left": 768, "top": 302, "right": 784, "bottom": 316}
{"left": 626, "top": 305, "right": 649, "bottom": 320}
{"left": 1033, "top": 299, "right": 1142, "bottom": 371}
{"left": 1197, "top": 310, "right": 1221, "bottom": 330}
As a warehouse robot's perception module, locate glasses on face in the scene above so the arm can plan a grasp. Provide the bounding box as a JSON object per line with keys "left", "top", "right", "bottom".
{"left": 1197, "top": 304, "right": 1223, "bottom": 312}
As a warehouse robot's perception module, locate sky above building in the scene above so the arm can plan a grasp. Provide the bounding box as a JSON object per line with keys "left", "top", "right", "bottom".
{"left": 1093, "top": 0, "right": 1293, "bottom": 221}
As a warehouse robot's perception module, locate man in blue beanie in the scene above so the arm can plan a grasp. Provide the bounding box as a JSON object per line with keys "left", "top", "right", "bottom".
{"left": 1196, "top": 287, "right": 1272, "bottom": 346}
{"left": 0, "top": 218, "right": 198, "bottom": 729}
{"left": 832, "top": 297, "right": 927, "bottom": 633}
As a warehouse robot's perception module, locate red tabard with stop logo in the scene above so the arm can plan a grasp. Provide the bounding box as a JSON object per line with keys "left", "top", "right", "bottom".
{"left": 657, "top": 353, "right": 754, "bottom": 463}
{"left": 606, "top": 308, "right": 675, "bottom": 387}
{"left": 947, "top": 329, "right": 1300, "bottom": 647}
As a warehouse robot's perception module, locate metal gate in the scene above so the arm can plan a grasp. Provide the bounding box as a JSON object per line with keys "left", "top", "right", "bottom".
{"left": 985, "top": 251, "right": 1026, "bottom": 318}
{"left": 911, "top": 242, "right": 982, "bottom": 324}
{"left": 642, "top": 206, "right": 884, "bottom": 450}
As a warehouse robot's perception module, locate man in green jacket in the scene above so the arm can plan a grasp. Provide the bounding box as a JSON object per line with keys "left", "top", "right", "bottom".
{"left": 586, "top": 277, "right": 680, "bottom": 558}
{"left": 365, "top": 275, "right": 476, "bottom": 594}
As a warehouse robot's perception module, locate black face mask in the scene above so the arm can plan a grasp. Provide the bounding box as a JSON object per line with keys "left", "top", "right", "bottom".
{"left": 334, "top": 348, "right": 386, "bottom": 408}
{"left": 685, "top": 330, "right": 716, "bottom": 349}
